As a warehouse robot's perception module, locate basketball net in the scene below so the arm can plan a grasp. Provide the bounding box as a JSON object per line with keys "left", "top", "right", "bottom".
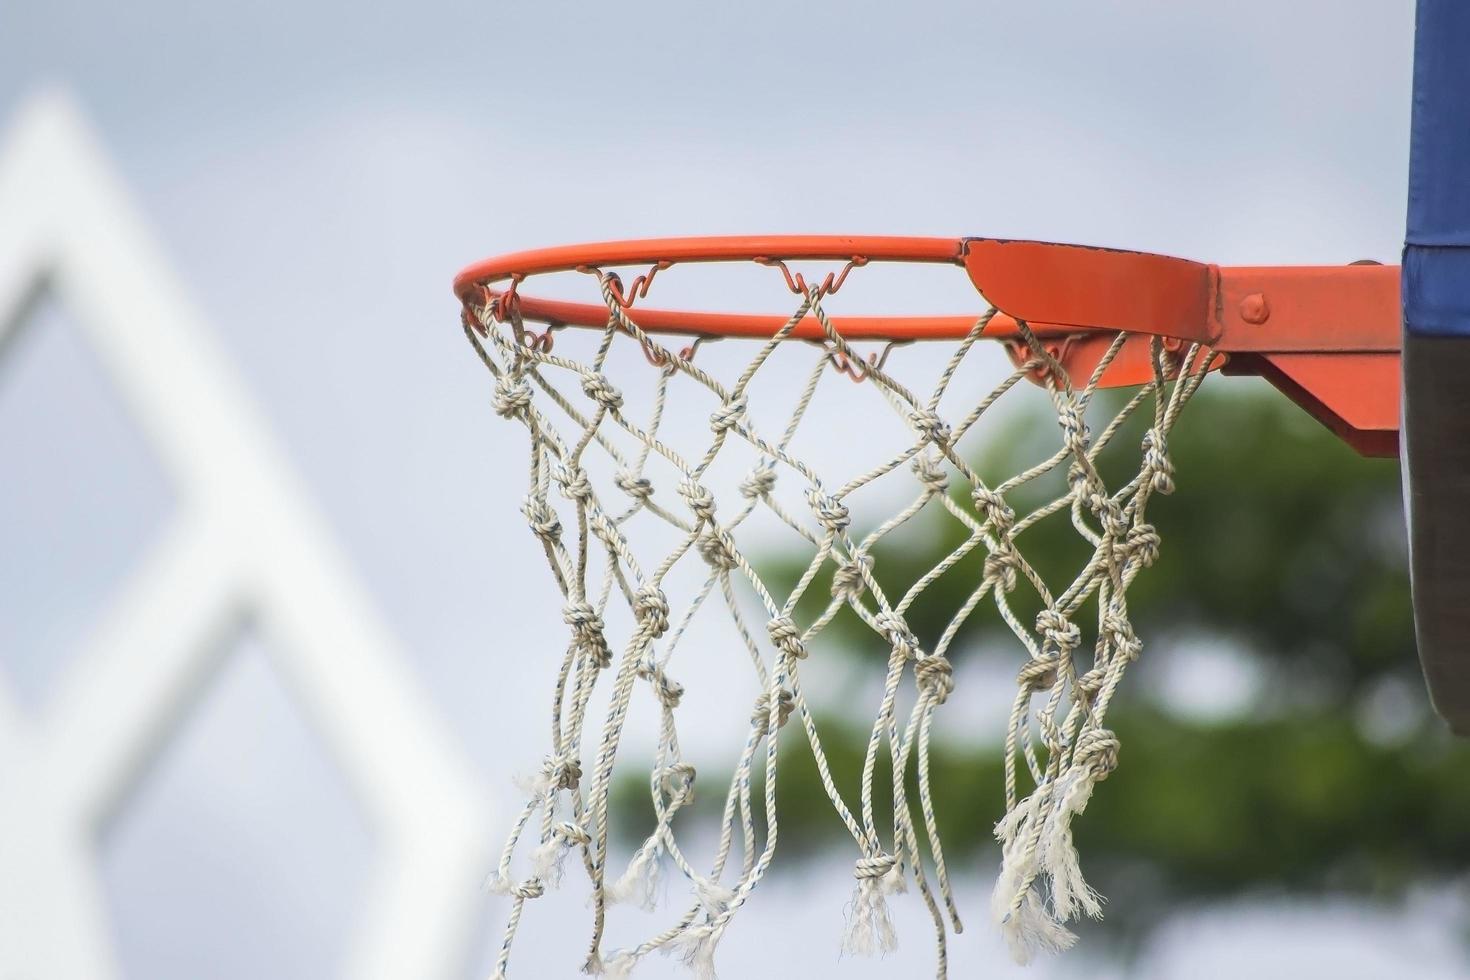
{"left": 462, "top": 266, "right": 1215, "bottom": 979}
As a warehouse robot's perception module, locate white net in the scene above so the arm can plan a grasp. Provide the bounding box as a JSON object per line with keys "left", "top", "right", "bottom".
{"left": 462, "top": 264, "right": 1216, "bottom": 979}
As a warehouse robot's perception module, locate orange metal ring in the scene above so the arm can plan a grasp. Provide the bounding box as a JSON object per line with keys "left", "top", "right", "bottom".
{"left": 454, "top": 236, "right": 964, "bottom": 294}
{"left": 453, "top": 236, "right": 978, "bottom": 342}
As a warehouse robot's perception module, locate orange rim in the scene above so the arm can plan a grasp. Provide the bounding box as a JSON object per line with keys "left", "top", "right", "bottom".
{"left": 453, "top": 235, "right": 988, "bottom": 342}
{"left": 453, "top": 235, "right": 964, "bottom": 298}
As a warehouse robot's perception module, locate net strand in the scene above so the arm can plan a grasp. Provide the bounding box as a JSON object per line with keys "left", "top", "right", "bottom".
{"left": 463, "top": 264, "right": 1214, "bottom": 978}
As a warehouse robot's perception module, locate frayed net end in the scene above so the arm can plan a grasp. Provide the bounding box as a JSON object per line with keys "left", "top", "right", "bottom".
{"left": 991, "top": 794, "right": 1076, "bottom": 964}
{"left": 606, "top": 842, "right": 663, "bottom": 911}
{"left": 671, "top": 926, "right": 720, "bottom": 980}
{"left": 843, "top": 853, "right": 905, "bottom": 957}
{"left": 995, "top": 886, "right": 1077, "bottom": 965}
{"left": 1043, "top": 770, "right": 1106, "bottom": 921}
{"left": 600, "top": 950, "right": 637, "bottom": 979}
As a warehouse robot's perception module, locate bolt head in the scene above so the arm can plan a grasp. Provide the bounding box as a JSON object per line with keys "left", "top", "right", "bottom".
{"left": 1240, "top": 293, "right": 1270, "bottom": 324}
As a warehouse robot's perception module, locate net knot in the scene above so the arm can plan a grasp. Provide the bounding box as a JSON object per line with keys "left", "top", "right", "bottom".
{"left": 983, "top": 546, "right": 1019, "bottom": 593}
{"left": 973, "top": 487, "right": 1015, "bottom": 531}
{"left": 542, "top": 754, "right": 582, "bottom": 791}
{"left": 509, "top": 878, "right": 545, "bottom": 900}
{"left": 1142, "top": 429, "right": 1175, "bottom": 494}
{"left": 1036, "top": 609, "right": 1081, "bottom": 652}
{"left": 709, "top": 394, "right": 748, "bottom": 433}
{"left": 1126, "top": 523, "right": 1161, "bottom": 567}
{"left": 614, "top": 471, "right": 654, "bottom": 502}
{"left": 637, "top": 660, "right": 685, "bottom": 707}
{"left": 696, "top": 529, "right": 740, "bottom": 570}
{"left": 493, "top": 376, "right": 534, "bottom": 420}
{"left": 766, "top": 615, "right": 808, "bottom": 659}
{"left": 633, "top": 586, "right": 671, "bottom": 637}
{"left": 831, "top": 553, "right": 872, "bottom": 602}
{"left": 740, "top": 463, "right": 777, "bottom": 499}
{"left": 521, "top": 495, "right": 562, "bottom": 540}
{"left": 1067, "top": 460, "right": 1108, "bottom": 507}
{"left": 751, "top": 688, "right": 794, "bottom": 735}
{"left": 556, "top": 465, "right": 594, "bottom": 502}
{"left": 874, "top": 610, "right": 920, "bottom": 657}
{"left": 912, "top": 454, "right": 949, "bottom": 494}
{"left": 580, "top": 371, "right": 624, "bottom": 411}
{"left": 1074, "top": 664, "right": 1108, "bottom": 702}
{"left": 1081, "top": 481, "right": 1113, "bottom": 515}
{"left": 1097, "top": 499, "right": 1129, "bottom": 539}
{"left": 563, "top": 602, "right": 612, "bottom": 667}
{"left": 908, "top": 409, "right": 952, "bottom": 446}
{"left": 1058, "top": 403, "right": 1089, "bottom": 451}
{"left": 1072, "top": 727, "right": 1120, "bottom": 779}
{"left": 563, "top": 600, "right": 604, "bottom": 635}
{"left": 914, "top": 654, "right": 955, "bottom": 704}
{"left": 679, "top": 479, "right": 718, "bottom": 524}
{"left": 853, "top": 852, "right": 900, "bottom": 881}
{"left": 1103, "top": 611, "right": 1144, "bottom": 662}
{"left": 808, "top": 489, "right": 851, "bottom": 533}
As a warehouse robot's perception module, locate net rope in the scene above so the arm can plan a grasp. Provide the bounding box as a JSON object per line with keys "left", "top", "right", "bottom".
{"left": 461, "top": 264, "right": 1216, "bottom": 979}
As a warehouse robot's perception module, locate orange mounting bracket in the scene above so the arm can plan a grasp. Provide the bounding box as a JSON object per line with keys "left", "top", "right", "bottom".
{"left": 961, "top": 240, "right": 1402, "bottom": 458}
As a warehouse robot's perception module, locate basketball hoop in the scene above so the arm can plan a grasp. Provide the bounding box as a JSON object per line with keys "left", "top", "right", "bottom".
{"left": 454, "top": 236, "right": 1401, "bottom": 978}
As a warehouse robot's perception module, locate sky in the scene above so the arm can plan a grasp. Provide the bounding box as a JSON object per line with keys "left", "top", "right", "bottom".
{"left": 0, "top": 1, "right": 1453, "bottom": 978}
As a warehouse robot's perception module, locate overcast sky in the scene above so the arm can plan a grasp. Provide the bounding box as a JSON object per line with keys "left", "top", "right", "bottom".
{"left": 0, "top": 2, "right": 1446, "bottom": 978}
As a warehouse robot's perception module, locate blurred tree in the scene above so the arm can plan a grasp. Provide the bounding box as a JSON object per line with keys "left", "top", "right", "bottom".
{"left": 616, "top": 378, "right": 1470, "bottom": 944}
